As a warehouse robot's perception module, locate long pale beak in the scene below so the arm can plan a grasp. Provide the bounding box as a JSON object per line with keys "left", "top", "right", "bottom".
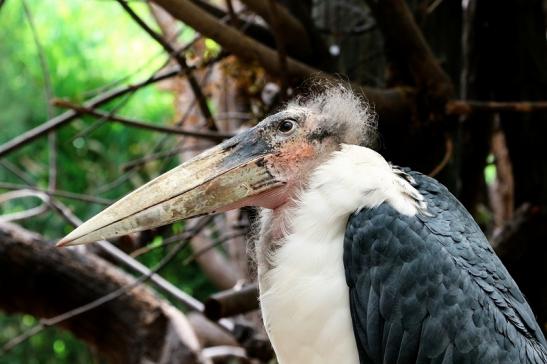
{"left": 58, "top": 135, "right": 283, "bottom": 246}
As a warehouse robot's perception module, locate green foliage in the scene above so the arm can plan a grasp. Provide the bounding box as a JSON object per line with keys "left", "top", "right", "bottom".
{"left": 0, "top": 1, "right": 214, "bottom": 362}
{"left": 0, "top": 315, "right": 100, "bottom": 364}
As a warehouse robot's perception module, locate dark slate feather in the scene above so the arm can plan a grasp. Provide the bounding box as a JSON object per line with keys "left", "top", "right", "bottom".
{"left": 344, "top": 170, "right": 547, "bottom": 364}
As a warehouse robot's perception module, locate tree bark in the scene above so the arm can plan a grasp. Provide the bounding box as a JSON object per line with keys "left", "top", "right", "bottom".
{"left": 0, "top": 222, "right": 201, "bottom": 364}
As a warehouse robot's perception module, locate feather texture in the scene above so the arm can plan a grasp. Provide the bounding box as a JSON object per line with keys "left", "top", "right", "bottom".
{"left": 344, "top": 167, "right": 547, "bottom": 363}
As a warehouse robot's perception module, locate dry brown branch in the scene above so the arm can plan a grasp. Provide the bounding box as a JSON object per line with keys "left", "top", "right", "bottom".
{"left": 446, "top": 99, "right": 547, "bottom": 115}
{"left": 0, "top": 182, "right": 112, "bottom": 205}
{"left": 116, "top": 0, "right": 217, "bottom": 130}
{"left": 204, "top": 284, "right": 259, "bottom": 321}
{"left": 239, "top": 0, "right": 312, "bottom": 59}
{"left": 366, "top": 0, "right": 454, "bottom": 107}
{"left": 0, "top": 66, "right": 180, "bottom": 158}
{"left": 224, "top": 0, "right": 240, "bottom": 27}
{"left": 151, "top": 0, "right": 414, "bottom": 120}
{"left": 121, "top": 145, "right": 209, "bottom": 172}
{"left": 0, "top": 221, "right": 201, "bottom": 363}
{"left": 53, "top": 99, "right": 233, "bottom": 141}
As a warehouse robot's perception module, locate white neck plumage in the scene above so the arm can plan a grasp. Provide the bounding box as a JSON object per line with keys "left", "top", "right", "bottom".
{"left": 253, "top": 144, "right": 426, "bottom": 364}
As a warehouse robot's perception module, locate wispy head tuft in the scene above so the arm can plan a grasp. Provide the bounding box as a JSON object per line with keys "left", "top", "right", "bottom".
{"left": 289, "top": 80, "right": 378, "bottom": 147}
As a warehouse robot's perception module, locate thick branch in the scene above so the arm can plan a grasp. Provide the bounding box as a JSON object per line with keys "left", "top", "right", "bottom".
{"left": 0, "top": 222, "right": 200, "bottom": 363}
{"left": 152, "top": 0, "right": 414, "bottom": 120}
{"left": 239, "top": 0, "right": 312, "bottom": 59}
{"left": 204, "top": 284, "right": 259, "bottom": 321}
{"left": 366, "top": 0, "right": 454, "bottom": 105}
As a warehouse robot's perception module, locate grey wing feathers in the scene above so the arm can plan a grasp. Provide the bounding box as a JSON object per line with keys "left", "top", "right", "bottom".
{"left": 343, "top": 170, "right": 547, "bottom": 364}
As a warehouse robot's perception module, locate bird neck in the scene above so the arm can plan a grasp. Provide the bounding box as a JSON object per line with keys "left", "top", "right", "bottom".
{"left": 254, "top": 144, "right": 427, "bottom": 276}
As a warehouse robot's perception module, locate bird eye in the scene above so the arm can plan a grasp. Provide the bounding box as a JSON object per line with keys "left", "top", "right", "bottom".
{"left": 278, "top": 119, "right": 296, "bottom": 134}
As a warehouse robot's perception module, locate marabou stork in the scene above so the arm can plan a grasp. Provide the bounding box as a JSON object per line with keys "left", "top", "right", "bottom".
{"left": 59, "top": 86, "right": 547, "bottom": 363}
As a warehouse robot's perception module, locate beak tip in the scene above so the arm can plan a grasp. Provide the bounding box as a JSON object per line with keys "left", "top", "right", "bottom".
{"left": 56, "top": 228, "right": 90, "bottom": 247}
{"left": 56, "top": 239, "right": 70, "bottom": 247}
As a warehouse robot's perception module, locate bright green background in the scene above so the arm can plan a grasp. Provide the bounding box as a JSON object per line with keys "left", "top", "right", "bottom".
{"left": 0, "top": 1, "right": 214, "bottom": 362}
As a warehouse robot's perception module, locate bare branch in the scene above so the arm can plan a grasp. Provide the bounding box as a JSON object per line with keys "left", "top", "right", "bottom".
{"left": 116, "top": 0, "right": 216, "bottom": 129}
{"left": 446, "top": 99, "right": 547, "bottom": 115}
{"left": 0, "top": 66, "right": 180, "bottom": 159}
{"left": 22, "top": 0, "right": 58, "bottom": 192}
{"left": 204, "top": 284, "right": 259, "bottom": 321}
{"left": 239, "top": 0, "right": 312, "bottom": 58}
{"left": 151, "top": 0, "right": 413, "bottom": 119}
{"left": 0, "top": 189, "right": 49, "bottom": 223}
{"left": 365, "top": 0, "right": 454, "bottom": 107}
{"left": 53, "top": 99, "right": 233, "bottom": 141}
{"left": 0, "top": 222, "right": 201, "bottom": 363}
{"left": 428, "top": 136, "right": 453, "bottom": 177}
{"left": 0, "top": 182, "right": 112, "bottom": 205}
{"left": 202, "top": 346, "right": 249, "bottom": 362}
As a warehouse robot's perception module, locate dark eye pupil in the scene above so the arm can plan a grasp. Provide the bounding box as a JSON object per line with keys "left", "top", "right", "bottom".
{"left": 279, "top": 120, "right": 294, "bottom": 133}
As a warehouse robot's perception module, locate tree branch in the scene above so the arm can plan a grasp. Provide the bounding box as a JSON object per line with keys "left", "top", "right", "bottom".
{"left": 366, "top": 0, "right": 454, "bottom": 107}
{"left": 0, "top": 182, "right": 112, "bottom": 205}
{"left": 0, "top": 221, "right": 201, "bottom": 363}
{"left": 204, "top": 284, "right": 259, "bottom": 321}
{"left": 151, "top": 0, "right": 414, "bottom": 120}
{"left": 22, "top": 0, "right": 58, "bottom": 192}
{"left": 239, "top": 0, "right": 312, "bottom": 59}
{"left": 116, "top": 0, "right": 216, "bottom": 130}
{"left": 446, "top": 100, "right": 547, "bottom": 115}
{"left": 0, "top": 66, "right": 180, "bottom": 159}
{"left": 53, "top": 100, "right": 233, "bottom": 141}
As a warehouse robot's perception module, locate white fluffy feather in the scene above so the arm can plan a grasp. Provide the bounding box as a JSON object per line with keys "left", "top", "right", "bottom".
{"left": 256, "top": 145, "right": 426, "bottom": 364}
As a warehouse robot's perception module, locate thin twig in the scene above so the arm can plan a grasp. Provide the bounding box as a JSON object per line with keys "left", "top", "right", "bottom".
{"left": 0, "top": 160, "right": 35, "bottom": 186}
{"left": 68, "top": 91, "right": 134, "bottom": 143}
{"left": 121, "top": 145, "right": 209, "bottom": 172}
{"left": 0, "top": 182, "right": 112, "bottom": 205}
{"left": 428, "top": 136, "right": 454, "bottom": 177}
{"left": 53, "top": 100, "right": 233, "bottom": 141}
{"left": 22, "top": 0, "right": 58, "bottom": 192}
{"left": 0, "top": 189, "right": 49, "bottom": 222}
{"left": 116, "top": 0, "right": 216, "bottom": 129}
{"left": 183, "top": 233, "right": 246, "bottom": 265}
{"left": 267, "top": 0, "right": 289, "bottom": 97}
{"left": 134, "top": 230, "right": 244, "bottom": 259}
{"left": 0, "top": 66, "right": 180, "bottom": 158}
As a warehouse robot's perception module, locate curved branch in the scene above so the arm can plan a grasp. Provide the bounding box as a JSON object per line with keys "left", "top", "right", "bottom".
{"left": 151, "top": 0, "right": 414, "bottom": 120}
{"left": 365, "top": 0, "right": 454, "bottom": 106}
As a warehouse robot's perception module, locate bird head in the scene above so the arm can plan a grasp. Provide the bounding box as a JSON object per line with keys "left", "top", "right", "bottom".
{"left": 58, "top": 85, "right": 376, "bottom": 246}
